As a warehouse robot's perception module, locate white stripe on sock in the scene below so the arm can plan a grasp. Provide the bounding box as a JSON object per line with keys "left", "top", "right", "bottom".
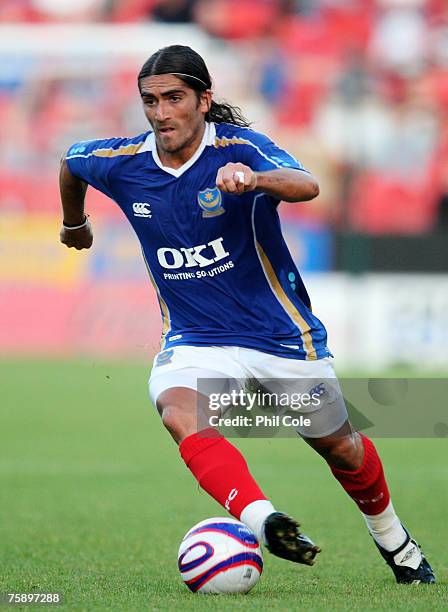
{"left": 240, "top": 499, "right": 276, "bottom": 545}
{"left": 363, "top": 500, "right": 407, "bottom": 552}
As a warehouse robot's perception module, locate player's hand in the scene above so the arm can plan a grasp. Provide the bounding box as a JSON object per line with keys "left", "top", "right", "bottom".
{"left": 60, "top": 220, "right": 93, "bottom": 250}
{"left": 216, "top": 163, "right": 257, "bottom": 195}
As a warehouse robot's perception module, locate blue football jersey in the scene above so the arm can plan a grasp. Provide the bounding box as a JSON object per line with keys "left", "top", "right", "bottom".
{"left": 65, "top": 122, "right": 331, "bottom": 360}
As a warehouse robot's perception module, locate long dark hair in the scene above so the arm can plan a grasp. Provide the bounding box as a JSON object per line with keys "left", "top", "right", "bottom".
{"left": 138, "top": 45, "right": 251, "bottom": 127}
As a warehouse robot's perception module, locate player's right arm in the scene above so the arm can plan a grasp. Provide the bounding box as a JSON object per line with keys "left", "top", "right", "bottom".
{"left": 216, "top": 127, "right": 319, "bottom": 204}
{"left": 59, "top": 158, "right": 93, "bottom": 250}
{"left": 58, "top": 136, "right": 122, "bottom": 250}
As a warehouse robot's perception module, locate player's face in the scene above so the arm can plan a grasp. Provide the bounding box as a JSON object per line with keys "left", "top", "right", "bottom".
{"left": 139, "top": 74, "right": 211, "bottom": 162}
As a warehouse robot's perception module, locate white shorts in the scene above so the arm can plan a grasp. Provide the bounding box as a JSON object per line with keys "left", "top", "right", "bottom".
{"left": 149, "top": 346, "right": 348, "bottom": 438}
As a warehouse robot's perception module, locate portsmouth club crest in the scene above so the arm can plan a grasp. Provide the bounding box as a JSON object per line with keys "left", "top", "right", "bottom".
{"left": 156, "top": 349, "right": 174, "bottom": 366}
{"left": 197, "top": 186, "right": 225, "bottom": 218}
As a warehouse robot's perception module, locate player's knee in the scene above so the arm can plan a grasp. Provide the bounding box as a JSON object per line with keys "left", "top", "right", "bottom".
{"left": 159, "top": 404, "right": 196, "bottom": 443}
{"left": 156, "top": 388, "right": 201, "bottom": 442}
{"left": 322, "top": 433, "right": 364, "bottom": 470}
{"left": 160, "top": 404, "right": 181, "bottom": 434}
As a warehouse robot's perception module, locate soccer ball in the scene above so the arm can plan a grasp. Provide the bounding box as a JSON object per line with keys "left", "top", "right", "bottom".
{"left": 178, "top": 517, "right": 263, "bottom": 594}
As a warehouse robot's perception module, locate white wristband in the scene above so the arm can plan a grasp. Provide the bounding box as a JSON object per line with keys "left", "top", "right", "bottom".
{"left": 63, "top": 215, "right": 89, "bottom": 230}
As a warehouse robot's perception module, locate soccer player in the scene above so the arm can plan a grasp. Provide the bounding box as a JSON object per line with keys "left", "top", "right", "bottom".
{"left": 59, "top": 45, "right": 435, "bottom": 583}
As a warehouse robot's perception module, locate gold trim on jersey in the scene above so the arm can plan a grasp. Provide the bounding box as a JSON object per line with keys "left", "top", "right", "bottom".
{"left": 214, "top": 136, "right": 249, "bottom": 148}
{"left": 142, "top": 252, "right": 171, "bottom": 349}
{"left": 255, "top": 241, "right": 317, "bottom": 360}
{"left": 93, "top": 142, "right": 144, "bottom": 158}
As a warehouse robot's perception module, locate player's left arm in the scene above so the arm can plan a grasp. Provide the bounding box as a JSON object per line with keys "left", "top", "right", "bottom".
{"left": 216, "top": 162, "right": 319, "bottom": 203}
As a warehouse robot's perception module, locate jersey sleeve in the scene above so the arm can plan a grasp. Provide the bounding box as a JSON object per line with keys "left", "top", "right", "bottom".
{"left": 64, "top": 137, "right": 125, "bottom": 198}
{"left": 237, "top": 129, "right": 310, "bottom": 173}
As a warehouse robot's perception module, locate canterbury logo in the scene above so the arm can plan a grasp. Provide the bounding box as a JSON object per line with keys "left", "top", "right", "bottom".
{"left": 133, "top": 202, "right": 152, "bottom": 218}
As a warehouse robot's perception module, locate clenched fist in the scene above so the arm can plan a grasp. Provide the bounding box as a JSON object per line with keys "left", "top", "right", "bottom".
{"left": 216, "top": 163, "right": 257, "bottom": 195}
{"left": 60, "top": 219, "right": 93, "bottom": 250}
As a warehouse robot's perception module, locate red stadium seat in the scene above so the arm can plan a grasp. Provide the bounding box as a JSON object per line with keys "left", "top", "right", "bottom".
{"left": 349, "top": 172, "right": 437, "bottom": 234}
{"left": 321, "top": 4, "right": 374, "bottom": 54}
{"left": 109, "top": 0, "right": 157, "bottom": 22}
{"left": 276, "top": 75, "right": 330, "bottom": 127}
{"left": 276, "top": 16, "right": 343, "bottom": 60}
{"left": 196, "top": 0, "right": 277, "bottom": 40}
{"left": 0, "top": 172, "right": 121, "bottom": 218}
{"left": 0, "top": 0, "right": 35, "bottom": 23}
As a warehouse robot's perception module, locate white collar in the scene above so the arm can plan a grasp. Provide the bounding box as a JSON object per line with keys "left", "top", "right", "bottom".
{"left": 139, "top": 122, "right": 216, "bottom": 178}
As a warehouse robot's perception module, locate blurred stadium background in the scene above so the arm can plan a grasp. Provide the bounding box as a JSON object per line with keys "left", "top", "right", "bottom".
{"left": 2, "top": 4, "right": 448, "bottom": 607}
{"left": 1, "top": 0, "right": 448, "bottom": 371}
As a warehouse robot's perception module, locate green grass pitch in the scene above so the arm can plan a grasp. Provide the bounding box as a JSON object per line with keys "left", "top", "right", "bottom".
{"left": 1, "top": 360, "right": 447, "bottom": 611}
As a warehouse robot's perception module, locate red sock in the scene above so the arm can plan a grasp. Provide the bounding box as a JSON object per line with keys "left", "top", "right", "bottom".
{"left": 179, "top": 428, "right": 267, "bottom": 519}
{"left": 329, "top": 434, "right": 390, "bottom": 515}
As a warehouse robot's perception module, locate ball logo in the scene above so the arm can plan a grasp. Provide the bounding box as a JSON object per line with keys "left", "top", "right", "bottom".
{"left": 197, "top": 187, "right": 225, "bottom": 217}
{"left": 178, "top": 541, "right": 214, "bottom": 573}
